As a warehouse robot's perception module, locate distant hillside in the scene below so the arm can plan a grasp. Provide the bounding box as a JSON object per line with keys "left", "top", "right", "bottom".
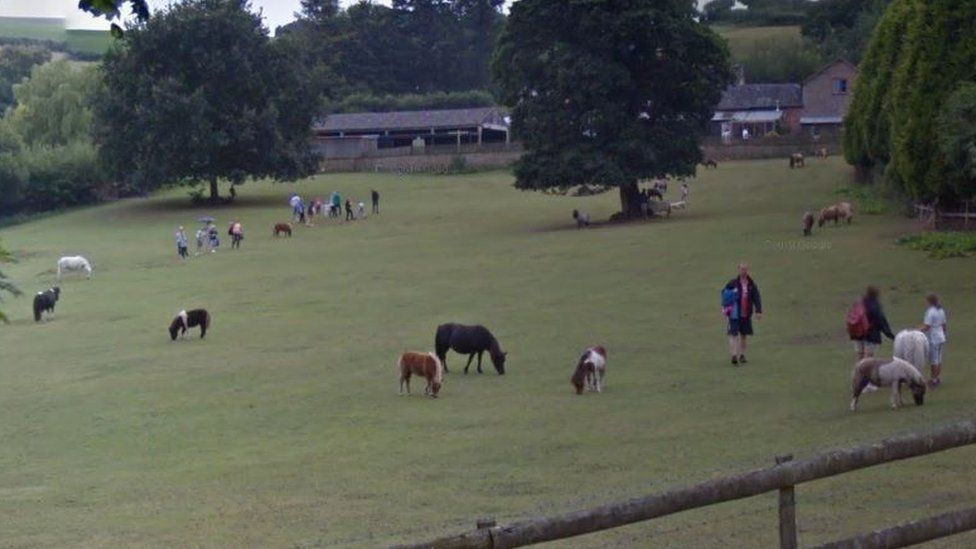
{"left": 712, "top": 25, "right": 803, "bottom": 59}
{"left": 0, "top": 17, "right": 113, "bottom": 56}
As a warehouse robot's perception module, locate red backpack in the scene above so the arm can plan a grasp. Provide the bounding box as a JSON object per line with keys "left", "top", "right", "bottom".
{"left": 846, "top": 300, "right": 870, "bottom": 338}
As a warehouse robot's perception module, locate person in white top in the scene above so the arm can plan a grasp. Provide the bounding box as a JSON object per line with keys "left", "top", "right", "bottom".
{"left": 919, "top": 293, "right": 947, "bottom": 386}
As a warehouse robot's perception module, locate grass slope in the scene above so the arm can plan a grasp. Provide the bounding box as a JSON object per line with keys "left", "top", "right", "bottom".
{"left": 0, "top": 160, "right": 974, "bottom": 547}
{"left": 0, "top": 17, "right": 112, "bottom": 55}
{"left": 713, "top": 25, "right": 803, "bottom": 58}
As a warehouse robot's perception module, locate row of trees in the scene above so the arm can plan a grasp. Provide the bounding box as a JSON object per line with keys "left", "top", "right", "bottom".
{"left": 282, "top": 0, "right": 505, "bottom": 98}
{"left": 844, "top": 0, "right": 976, "bottom": 205}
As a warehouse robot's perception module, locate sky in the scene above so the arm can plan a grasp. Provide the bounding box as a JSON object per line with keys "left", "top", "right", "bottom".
{"left": 0, "top": 0, "right": 314, "bottom": 33}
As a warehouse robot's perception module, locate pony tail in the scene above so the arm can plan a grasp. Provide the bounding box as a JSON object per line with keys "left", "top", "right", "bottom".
{"left": 429, "top": 352, "right": 444, "bottom": 384}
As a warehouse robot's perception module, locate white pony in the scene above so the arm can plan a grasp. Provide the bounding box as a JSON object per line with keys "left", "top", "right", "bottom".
{"left": 850, "top": 357, "right": 926, "bottom": 411}
{"left": 57, "top": 256, "right": 92, "bottom": 280}
{"left": 893, "top": 329, "right": 929, "bottom": 371}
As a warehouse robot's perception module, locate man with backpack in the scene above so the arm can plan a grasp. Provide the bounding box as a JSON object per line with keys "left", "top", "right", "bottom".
{"left": 848, "top": 285, "right": 895, "bottom": 360}
{"left": 721, "top": 262, "right": 763, "bottom": 365}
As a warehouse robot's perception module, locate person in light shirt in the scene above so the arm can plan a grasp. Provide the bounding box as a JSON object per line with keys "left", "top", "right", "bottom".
{"left": 919, "top": 293, "right": 947, "bottom": 387}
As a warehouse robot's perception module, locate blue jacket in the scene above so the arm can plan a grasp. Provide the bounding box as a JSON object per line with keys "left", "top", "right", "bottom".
{"left": 723, "top": 276, "right": 762, "bottom": 319}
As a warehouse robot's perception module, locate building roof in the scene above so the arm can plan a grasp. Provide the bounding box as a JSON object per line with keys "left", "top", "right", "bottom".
{"left": 713, "top": 110, "right": 784, "bottom": 123}
{"left": 716, "top": 84, "right": 803, "bottom": 111}
{"left": 803, "top": 59, "right": 858, "bottom": 85}
{"left": 314, "top": 107, "right": 508, "bottom": 134}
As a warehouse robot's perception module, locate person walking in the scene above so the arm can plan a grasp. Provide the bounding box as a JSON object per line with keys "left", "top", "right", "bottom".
{"left": 851, "top": 286, "right": 895, "bottom": 360}
{"left": 207, "top": 222, "right": 220, "bottom": 252}
{"left": 345, "top": 198, "right": 354, "bottom": 221}
{"left": 371, "top": 189, "right": 380, "bottom": 214}
{"left": 195, "top": 227, "right": 206, "bottom": 256}
{"left": 919, "top": 293, "right": 947, "bottom": 386}
{"left": 175, "top": 226, "right": 188, "bottom": 259}
{"left": 230, "top": 220, "right": 244, "bottom": 249}
{"left": 332, "top": 191, "right": 342, "bottom": 218}
{"left": 721, "top": 262, "right": 762, "bottom": 365}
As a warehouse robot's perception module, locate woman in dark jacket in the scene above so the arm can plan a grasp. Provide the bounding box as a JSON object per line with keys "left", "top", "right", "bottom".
{"left": 853, "top": 285, "right": 895, "bottom": 360}
{"left": 723, "top": 262, "right": 763, "bottom": 365}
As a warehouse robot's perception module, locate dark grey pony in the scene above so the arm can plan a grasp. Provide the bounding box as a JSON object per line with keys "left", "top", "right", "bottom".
{"left": 435, "top": 323, "right": 507, "bottom": 375}
{"left": 33, "top": 286, "right": 60, "bottom": 322}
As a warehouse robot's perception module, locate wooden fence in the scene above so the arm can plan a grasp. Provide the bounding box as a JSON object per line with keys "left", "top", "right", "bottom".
{"left": 914, "top": 202, "right": 976, "bottom": 231}
{"left": 395, "top": 415, "right": 976, "bottom": 549}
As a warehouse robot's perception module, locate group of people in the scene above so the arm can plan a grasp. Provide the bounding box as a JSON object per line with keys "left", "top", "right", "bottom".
{"left": 851, "top": 287, "right": 947, "bottom": 386}
{"left": 289, "top": 190, "right": 380, "bottom": 225}
{"left": 721, "top": 263, "right": 948, "bottom": 386}
{"left": 174, "top": 219, "right": 244, "bottom": 258}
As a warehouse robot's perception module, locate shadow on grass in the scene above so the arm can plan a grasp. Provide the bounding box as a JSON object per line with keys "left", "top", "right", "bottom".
{"left": 127, "top": 193, "right": 288, "bottom": 214}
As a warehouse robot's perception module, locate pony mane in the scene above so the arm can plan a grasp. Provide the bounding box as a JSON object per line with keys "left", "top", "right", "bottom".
{"left": 428, "top": 352, "right": 444, "bottom": 385}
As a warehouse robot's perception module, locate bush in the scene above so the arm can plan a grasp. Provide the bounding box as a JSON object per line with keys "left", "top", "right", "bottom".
{"left": 898, "top": 232, "right": 976, "bottom": 259}
{"left": 17, "top": 141, "right": 104, "bottom": 212}
{"left": 834, "top": 185, "right": 887, "bottom": 215}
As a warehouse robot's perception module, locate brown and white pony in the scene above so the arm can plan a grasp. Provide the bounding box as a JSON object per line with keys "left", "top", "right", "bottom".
{"left": 850, "top": 356, "right": 926, "bottom": 411}
{"left": 397, "top": 352, "right": 444, "bottom": 398}
{"left": 789, "top": 153, "right": 805, "bottom": 168}
{"left": 571, "top": 346, "right": 607, "bottom": 394}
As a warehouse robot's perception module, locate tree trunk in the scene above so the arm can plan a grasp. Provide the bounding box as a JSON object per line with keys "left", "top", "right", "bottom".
{"left": 208, "top": 176, "right": 219, "bottom": 203}
{"left": 618, "top": 180, "right": 643, "bottom": 219}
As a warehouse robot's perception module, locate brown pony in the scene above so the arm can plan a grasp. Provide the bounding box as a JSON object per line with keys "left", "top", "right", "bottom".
{"left": 789, "top": 153, "right": 805, "bottom": 169}
{"left": 398, "top": 352, "right": 444, "bottom": 398}
{"left": 802, "top": 211, "right": 814, "bottom": 236}
{"left": 273, "top": 222, "right": 293, "bottom": 237}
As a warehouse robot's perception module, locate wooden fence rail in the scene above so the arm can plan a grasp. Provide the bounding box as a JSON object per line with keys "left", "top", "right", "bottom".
{"left": 395, "top": 415, "right": 976, "bottom": 549}
{"left": 812, "top": 506, "right": 976, "bottom": 549}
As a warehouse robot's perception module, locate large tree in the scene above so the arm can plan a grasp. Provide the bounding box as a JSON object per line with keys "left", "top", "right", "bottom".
{"left": 493, "top": 0, "right": 731, "bottom": 217}
{"left": 844, "top": 0, "right": 976, "bottom": 203}
{"left": 94, "top": 0, "right": 319, "bottom": 202}
{"left": 8, "top": 61, "right": 99, "bottom": 148}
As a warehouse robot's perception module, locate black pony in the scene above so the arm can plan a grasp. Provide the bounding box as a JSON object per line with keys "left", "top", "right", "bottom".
{"left": 169, "top": 309, "right": 211, "bottom": 340}
{"left": 33, "top": 287, "right": 60, "bottom": 322}
{"left": 435, "top": 323, "right": 507, "bottom": 375}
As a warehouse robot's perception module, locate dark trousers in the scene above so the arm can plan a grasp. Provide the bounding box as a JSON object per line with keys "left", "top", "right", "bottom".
{"left": 345, "top": 208, "right": 353, "bottom": 220}
{"left": 372, "top": 201, "right": 379, "bottom": 214}
{"left": 178, "top": 245, "right": 188, "bottom": 259}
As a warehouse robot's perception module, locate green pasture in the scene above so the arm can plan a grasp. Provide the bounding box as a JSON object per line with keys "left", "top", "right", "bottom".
{"left": 713, "top": 24, "right": 803, "bottom": 58}
{"left": 0, "top": 159, "right": 974, "bottom": 547}
{"left": 0, "top": 17, "right": 112, "bottom": 55}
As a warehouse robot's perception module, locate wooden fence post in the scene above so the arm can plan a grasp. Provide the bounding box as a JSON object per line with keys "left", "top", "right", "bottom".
{"left": 776, "top": 454, "right": 798, "bottom": 549}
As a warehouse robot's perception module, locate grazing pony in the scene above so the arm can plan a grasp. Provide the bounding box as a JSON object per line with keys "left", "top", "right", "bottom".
{"left": 572, "top": 209, "right": 590, "bottom": 229}
{"left": 169, "top": 309, "right": 211, "bottom": 340}
{"left": 57, "top": 256, "right": 92, "bottom": 280}
{"left": 850, "top": 357, "right": 926, "bottom": 411}
{"left": 702, "top": 159, "right": 718, "bottom": 169}
{"left": 435, "top": 323, "right": 507, "bottom": 375}
{"left": 571, "top": 346, "right": 607, "bottom": 394}
{"left": 802, "top": 212, "right": 814, "bottom": 236}
{"left": 273, "top": 222, "right": 293, "bottom": 237}
{"left": 33, "top": 286, "right": 60, "bottom": 322}
{"left": 816, "top": 147, "right": 829, "bottom": 159}
{"left": 818, "top": 202, "right": 854, "bottom": 227}
{"left": 789, "top": 153, "right": 805, "bottom": 169}
{"left": 894, "top": 329, "right": 929, "bottom": 372}
{"left": 397, "top": 351, "right": 444, "bottom": 397}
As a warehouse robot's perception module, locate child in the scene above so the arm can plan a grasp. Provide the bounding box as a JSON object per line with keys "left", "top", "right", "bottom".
{"left": 357, "top": 201, "right": 366, "bottom": 219}
{"left": 208, "top": 223, "right": 219, "bottom": 252}
{"left": 345, "top": 198, "right": 354, "bottom": 221}
{"left": 681, "top": 183, "right": 690, "bottom": 202}
{"left": 230, "top": 221, "right": 244, "bottom": 249}
{"left": 195, "top": 227, "right": 205, "bottom": 256}
{"left": 175, "top": 226, "right": 188, "bottom": 259}
{"left": 920, "top": 293, "right": 947, "bottom": 386}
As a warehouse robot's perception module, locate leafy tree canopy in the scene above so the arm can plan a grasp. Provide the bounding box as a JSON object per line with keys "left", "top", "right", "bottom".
{"left": 493, "top": 0, "right": 731, "bottom": 216}
{"left": 8, "top": 61, "right": 99, "bottom": 148}
{"left": 94, "top": 0, "right": 320, "bottom": 202}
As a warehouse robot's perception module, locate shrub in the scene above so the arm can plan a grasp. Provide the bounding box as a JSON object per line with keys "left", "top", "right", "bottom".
{"left": 834, "top": 185, "right": 886, "bottom": 215}
{"left": 898, "top": 232, "right": 976, "bottom": 259}
{"left": 18, "top": 141, "right": 104, "bottom": 212}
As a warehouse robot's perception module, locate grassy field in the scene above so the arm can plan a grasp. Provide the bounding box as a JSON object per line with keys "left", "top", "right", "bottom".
{"left": 713, "top": 25, "right": 803, "bottom": 58}
{"left": 1, "top": 159, "right": 975, "bottom": 547}
{"left": 0, "top": 17, "right": 112, "bottom": 55}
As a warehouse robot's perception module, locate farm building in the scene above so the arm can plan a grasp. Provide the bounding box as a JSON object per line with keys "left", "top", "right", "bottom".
{"left": 800, "top": 59, "right": 859, "bottom": 140}
{"left": 711, "top": 83, "right": 804, "bottom": 140}
{"left": 311, "top": 107, "right": 510, "bottom": 159}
